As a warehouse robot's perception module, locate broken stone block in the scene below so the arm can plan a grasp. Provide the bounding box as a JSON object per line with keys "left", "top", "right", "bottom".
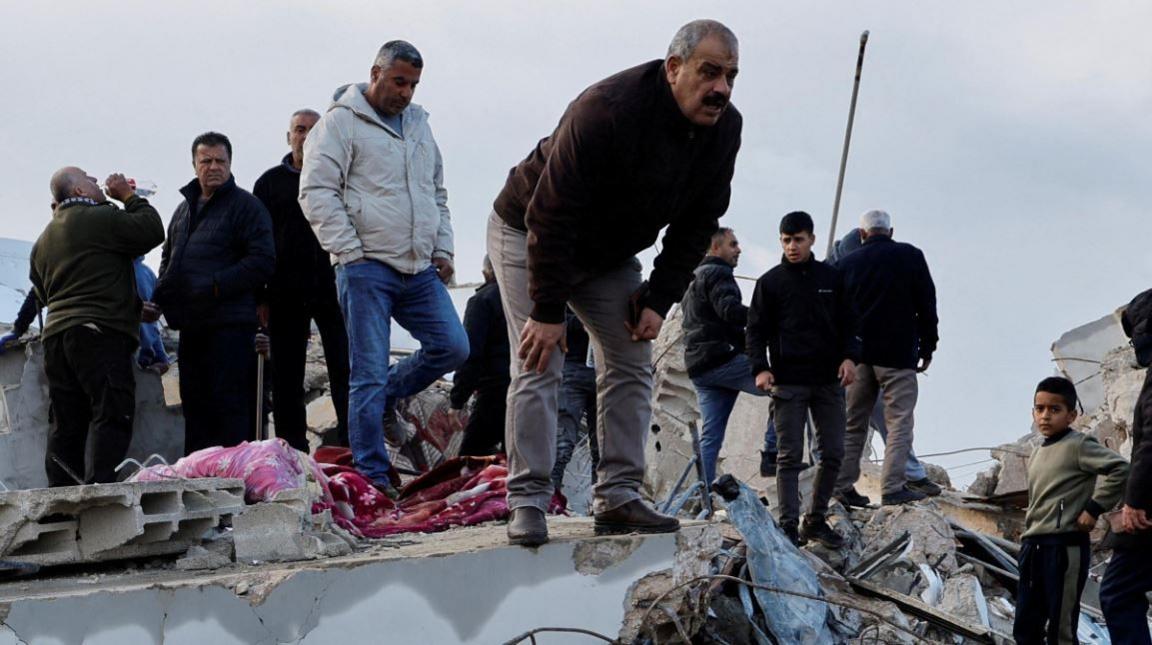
{"left": 939, "top": 573, "right": 990, "bottom": 628}
{"left": 174, "top": 544, "right": 231, "bottom": 571}
{"left": 967, "top": 462, "right": 1001, "bottom": 497}
{"left": 860, "top": 504, "right": 958, "bottom": 574}
{"left": 921, "top": 462, "right": 951, "bottom": 489}
{"left": 233, "top": 502, "right": 317, "bottom": 563}
{"left": 993, "top": 433, "right": 1040, "bottom": 496}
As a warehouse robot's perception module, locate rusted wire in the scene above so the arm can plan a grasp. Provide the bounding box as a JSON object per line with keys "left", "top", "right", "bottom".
{"left": 501, "top": 626, "right": 619, "bottom": 644}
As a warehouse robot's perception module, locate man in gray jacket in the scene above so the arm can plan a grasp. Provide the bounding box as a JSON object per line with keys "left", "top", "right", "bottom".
{"left": 300, "top": 40, "right": 468, "bottom": 494}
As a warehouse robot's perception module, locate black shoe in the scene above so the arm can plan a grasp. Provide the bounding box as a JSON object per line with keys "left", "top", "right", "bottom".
{"left": 759, "top": 451, "right": 778, "bottom": 477}
{"left": 594, "top": 500, "right": 680, "bottom": 535}
{"left": 907, "top": 477, "right": 942, "bottom": 497}
{"left": 507, "top": 507, "right": 549, "bottom": 547}
{"left": 881, "top": 487, "right": 927, "bottom": 506}
{"left": 383, "top": 407, "right": 407, "bottom": 444}
{"left": 800, "top": 515, "right": 846, "bottom": 549}
{"left": 834, "top": 487, "right": 872, "bottom": 508}
{"left": 780, "top": 521, "right": 805, "bottom": 547}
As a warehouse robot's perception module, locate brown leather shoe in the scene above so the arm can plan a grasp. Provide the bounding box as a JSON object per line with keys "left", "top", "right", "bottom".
{"left": 507, "top": 507, "right": 549, "bottom": 547}
{"left": 594, "top": 500, "right": 680, "bottom": 535}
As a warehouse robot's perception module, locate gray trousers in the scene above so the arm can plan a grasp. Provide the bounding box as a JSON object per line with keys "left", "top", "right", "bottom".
{"left": 487, "top": 213, "right": 651, "bottom": 514}
{"left": 836, "top": 364, "right": 919, "bottom": 496}
{"left": 774, "top": 383, "right": 845, "bottom": 525}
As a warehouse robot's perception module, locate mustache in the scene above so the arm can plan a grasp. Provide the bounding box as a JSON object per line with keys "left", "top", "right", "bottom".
{"left": 702, "top": 93, "right": 729, "bottom": 108}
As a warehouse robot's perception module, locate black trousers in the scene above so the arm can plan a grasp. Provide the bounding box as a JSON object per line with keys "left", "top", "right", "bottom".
{"left": 1100, "top": 546, "right": 1152, "bottom": 645}
{"left": 268, "top": 295, "right": 350, "bottom": 452}
{"left": 458, "top": 383, "right": 508, "bottom": 457}
{"left": 773, "top": 383, "right": 845, "bottom": 526}
{"left": 1014, "top": 535, "right": 1089, "bottom": 644}
{"left": 178, "top": 326, "right": 255, "bottom": 455}
{"left": 43, "top": 325, "right": 137, "bottom": 486}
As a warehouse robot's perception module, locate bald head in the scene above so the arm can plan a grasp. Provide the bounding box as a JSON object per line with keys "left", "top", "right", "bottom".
{"left": 49, "top": 167, "right": 103, "bottom": 204}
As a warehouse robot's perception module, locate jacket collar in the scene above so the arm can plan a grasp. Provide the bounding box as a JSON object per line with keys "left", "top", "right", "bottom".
{"left": 180, "top": 175, "right": 237, "bottom": 206}
{"left": 281, "top": 153, "right": 301, "bottom": 174}
{"left": 330, "top": 82, "right": 427, "bottom": 137}
{"left": 862, "top": 234, "right": 894, "bottom": 247}
{"left": 780, "top": 253, "right": 818, "bottom": 270}
{"left": 1041, "top": 427, "right": 1075, "bottom": 446}
{"left": 699, "top": 256, "right": 733, "bottom": 270}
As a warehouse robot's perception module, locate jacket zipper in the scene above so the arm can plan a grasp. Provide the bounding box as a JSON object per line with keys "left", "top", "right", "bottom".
{"left": 1058, "top": 498, "right": 1064, "bottom": 529}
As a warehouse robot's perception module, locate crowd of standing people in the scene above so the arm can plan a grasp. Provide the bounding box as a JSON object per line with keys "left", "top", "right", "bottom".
{"left": 12, "top": 17, "right": 1152, "bottom": 643}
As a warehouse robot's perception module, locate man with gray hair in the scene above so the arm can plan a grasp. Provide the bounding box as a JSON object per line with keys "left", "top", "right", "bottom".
{"left": 31, "top": 169, "right": 165, "bottom": 485}
{"left": 489, "top": 19, "right": 742, "bottom": 545}
{"left": 301, "top": 40, "right": 468, "bottom": 493}
{"left": 834, "top": 210, "right": 939, "bottom": 506}
{"left": 254, "top": 108, "right": 350, "bottom": 451}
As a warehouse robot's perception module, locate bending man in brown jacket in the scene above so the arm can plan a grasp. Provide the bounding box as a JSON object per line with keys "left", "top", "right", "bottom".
{"left": 489, "top": 19, "right": 743, "bottom": 546}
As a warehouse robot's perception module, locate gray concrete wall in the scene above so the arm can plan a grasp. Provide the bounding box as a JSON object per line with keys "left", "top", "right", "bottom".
{"left": 0, "top": 521, "right": 716, "bottom": 644}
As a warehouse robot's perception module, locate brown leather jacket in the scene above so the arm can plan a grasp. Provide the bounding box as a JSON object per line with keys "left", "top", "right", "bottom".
{"left": 493, "top": 59, "right": 742, "bottom": 323}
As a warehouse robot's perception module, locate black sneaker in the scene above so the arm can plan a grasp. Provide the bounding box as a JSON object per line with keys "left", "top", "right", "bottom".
{"left": 759, "top": 451, "right": 778, "bottom": 477}
{"left": 780, "top": 520, "right": 805, "bottom": 547}
{"left": 834, "top": 487, "right": 872, "bottom": 508}
{"left": 800, "top": 515, "right": 846, "bottom": 549}
{"left": 907, "top": 477, "right": 942, "bottom": 497}
{"left": 383, "top": 407, "right": 407, "bottom": 444}
{"left": 881, "top": 487, "right": 928, "bottom": 506}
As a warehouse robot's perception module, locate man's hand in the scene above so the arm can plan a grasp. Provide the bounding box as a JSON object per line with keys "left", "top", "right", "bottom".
{"left": 256, "top": 304, "right": 270, "bottom": 328}
{"left": 838, "top": 359, "right": 857, "bottom": 387}
{"left": 104, "top": 173, "right": 134, "bottom": 202}
{"left": 518, "top": 319, "right": 567, "bottom": 374}
{"left": 141, "top": 301, "right": 162, "bottom": 323}
{"left": 625, "top": 307, "right": 663, "bottom": 342}
{"left": 1120, "top": 504, "right": 1151, "bottom": 533}
{"left": 255, "top": 332, "right": 271, "bottom": 358}
{"left": 1076, "top": 510, "right": 1097, "bottom": 532}
{"left": 916, "top": 357, "right": 932, "bottom": 373}
{"left": 433, "top": 257, "right": 455, "bottom": 285}
{"left": 755, "top": 370, "right": 775, "bottom": 392}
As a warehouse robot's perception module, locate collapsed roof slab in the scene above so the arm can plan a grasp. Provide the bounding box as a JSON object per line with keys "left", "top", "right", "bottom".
{"left": 0, "top": 518, "right": 719, "bottom": 645}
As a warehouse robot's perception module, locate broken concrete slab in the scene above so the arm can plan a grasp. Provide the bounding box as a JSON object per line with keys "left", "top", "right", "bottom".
{"left": 0, "top": 478, "right": 244, "bottom": 567}
{"left": 939, "top": 572, "right": 991, "bottom": 628}
{"left": 860, "top": 504, "right": 958, "bottom": 575}
{"left": 1051, "top": 310, "right": 1128, "bottom": 416}
{"left": 0, "top": 519, "right": 718, "bottom": 645}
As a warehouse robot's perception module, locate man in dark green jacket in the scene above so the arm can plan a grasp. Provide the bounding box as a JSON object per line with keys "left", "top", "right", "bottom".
{"left": 30, "top": 168, "right": 165, "bottom": 486}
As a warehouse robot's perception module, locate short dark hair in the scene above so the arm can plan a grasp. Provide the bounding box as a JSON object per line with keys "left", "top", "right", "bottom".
{"left": 1036, "top": 376, "right": 1078, "bottom": 411}
{"left": 710, "top": 227, "right": 734, "bottom": 247}
{"left": 780, "top": 211, "right": 814, "bottom": 236}
{"left": 191, "top": 132, "right": 233, "bottom": 161}
{"left": 374, "top": 40, "right": 423, "bottom": 69}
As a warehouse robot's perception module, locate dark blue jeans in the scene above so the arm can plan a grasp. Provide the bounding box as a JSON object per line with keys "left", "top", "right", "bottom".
{"left": 336, "top": 261, "right": 469, "bottom": 485}
{"left": 552, "top": 362, "right": 600, "bottom": 489}
{"left": 692, "top": 354, "right": 775, "bottom": 484}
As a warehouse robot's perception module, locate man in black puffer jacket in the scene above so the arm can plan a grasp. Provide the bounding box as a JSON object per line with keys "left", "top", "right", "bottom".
{"left": 681, "top": 227, "right": 775, "bottom": 483}
{"left": 746, "top": 211, "right": 860, "bottom": 548}
{"left": 151, "top": 132, "right": 275, "bottom": 454}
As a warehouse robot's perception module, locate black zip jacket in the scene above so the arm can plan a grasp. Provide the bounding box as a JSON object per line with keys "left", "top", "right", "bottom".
{"left": 253, "top": 154, "right": 337, "bottom": 305}
{"left": 493, "top": 59, "right": 742, "bottom": 323}
{"left": 682, "top": 256, "right": 747, "bottom": 378}
{"left": 449, "top": 281, "right": 510, "bottom": 409}
{"left": 746, "top": 255, "right": 861, "bottom": 385}
{"left": 837, "top": 235, "right": 938, "bottom": 369}
{"left": 154, "top": 176, "right": 275, "bottom": 331}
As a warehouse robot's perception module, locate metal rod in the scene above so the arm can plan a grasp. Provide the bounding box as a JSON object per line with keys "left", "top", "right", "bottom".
{"left": 255, "top": 352, "right": 265, "bottom": 442}
{"left": 826, "top": 30, "right": 870, "bottom": 258}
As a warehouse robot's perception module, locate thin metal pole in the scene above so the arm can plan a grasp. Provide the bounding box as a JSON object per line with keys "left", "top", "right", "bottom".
{"left": 826, "top": 30, "right": 870, "bottom": 258}
{"left": 255, "top": 353, "right": 265, "bottom": 442}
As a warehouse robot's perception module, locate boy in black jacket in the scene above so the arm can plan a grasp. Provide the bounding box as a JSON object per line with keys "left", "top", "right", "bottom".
{"left": 746, "top": 212, "right": 861, "bottom": 547}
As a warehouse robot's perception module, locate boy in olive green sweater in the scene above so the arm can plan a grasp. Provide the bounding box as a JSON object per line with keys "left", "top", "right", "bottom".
{"left": 1014, "top": 377, "right": 1128, "bottom": 644}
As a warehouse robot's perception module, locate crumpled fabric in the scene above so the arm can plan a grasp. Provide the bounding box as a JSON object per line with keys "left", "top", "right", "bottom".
{"left": 132, "top": 442, "right": 566, "bottom": 540}
{"left": 314, "top": 448, "right": 566, "bottom": 538}
{"left": 130, "top": 438, "right": 331, "bottom": 505}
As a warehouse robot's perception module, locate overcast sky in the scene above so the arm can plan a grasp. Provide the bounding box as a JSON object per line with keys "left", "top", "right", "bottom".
{"left": 2, "top": 1, "right": 1150, "bottom": 482}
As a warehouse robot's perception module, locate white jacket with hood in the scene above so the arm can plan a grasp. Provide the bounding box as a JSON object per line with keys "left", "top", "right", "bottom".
{"left": 299, "top": 83, "right": 453, "bottom": 274}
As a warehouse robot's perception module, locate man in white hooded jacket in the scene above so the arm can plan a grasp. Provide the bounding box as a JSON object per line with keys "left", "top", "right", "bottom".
{"left": 300, "top": 40, "right": 468, "bottom": 493}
